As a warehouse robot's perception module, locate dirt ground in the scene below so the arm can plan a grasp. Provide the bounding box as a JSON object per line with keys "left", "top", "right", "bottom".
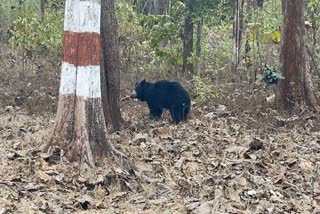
{"left": 1, "top": 45, "right": 320, "bottom": 213}
{"left": 1, "top": 76, "right": 320, "bottom": 214}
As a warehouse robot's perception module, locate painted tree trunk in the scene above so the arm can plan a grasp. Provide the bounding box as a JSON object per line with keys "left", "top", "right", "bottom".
{"left": 101, "top": 0, "right": 123, "bottom": 131}
{"left": 50, "top": 0, "right": 112, "bottom": 168}
{"left": 279, "top": 0, "right": 320, "bottom": 112}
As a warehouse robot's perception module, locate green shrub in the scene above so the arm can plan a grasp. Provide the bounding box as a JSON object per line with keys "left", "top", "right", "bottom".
{"left": 9, "top": 11, "right": 63, "bottom": 59}
{"left": 191, "top": 75, "right": 221, "bottom": 104}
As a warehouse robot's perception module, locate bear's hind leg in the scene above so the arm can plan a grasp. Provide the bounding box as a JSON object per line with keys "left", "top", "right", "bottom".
{"left": 170, "top": 106, "right": 184, "bottom": 124}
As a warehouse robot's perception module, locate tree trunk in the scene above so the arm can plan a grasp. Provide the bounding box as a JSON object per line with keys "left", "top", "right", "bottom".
{"left": 101, "top": 0, "right": 124, "bottom": 131}
{"left": 232, "top": 0, "right": 240, "bottom": 72}
{"left": 49, "top": 0, "right": 112, "bottom": 170}
{"left": 281, "top": 0, "right": 286, "bottom": 16}
{"left": 255, "top": 0, "right": 264, "bottom": 8}
{"left": 137, "top": 0, "right": 167, "bottom": 15}
{"left": 40, "top": 0, "right": 45, "bottom": 22}
{"left": 311, "top": 11, "right": 317, "bottom": 49}
{"left": 279, "top": 0, "right": 320, "bottom": 112}
{"left": 195, "top": 18, "right": 202, "bottom": 75}
{"left": 239, "top": 0, "right": 245, "bottom": 47}
{"left": 182, "top": 8, "right": 193, "bottom": 74}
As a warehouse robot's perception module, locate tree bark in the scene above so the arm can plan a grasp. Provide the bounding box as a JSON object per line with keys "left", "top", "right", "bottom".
{"left": 279, "top": 0, "right": 320, "bottom": 112}
{"left": 195, "top": 18, "right": 202, "bottom": 75}
{"left": 232, "top": 0, "right": 240, "bottom": 72}
{"left": 49, "top": 0, "right": 113, "bottom": 170}
{"left": 182, "top": 7, "right": 193, "bottom": 74}
{"left": 101, "top": 0, "right": 124, "bottom": 131}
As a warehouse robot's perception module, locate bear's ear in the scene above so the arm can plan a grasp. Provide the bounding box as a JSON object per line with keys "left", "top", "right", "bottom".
{"left": 141, "top": 79, "right": 146, "bottom": 85}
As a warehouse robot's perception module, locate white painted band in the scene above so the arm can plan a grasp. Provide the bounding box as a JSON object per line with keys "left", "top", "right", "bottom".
{"left": 59, "top": 62, "right": 77, "bottom": 95}
{"left": 64, "top": 0, "right": 101, "bottom": 33}
{"left": 76, "top": 65, "right": 101, "bottom": 98}
{"left": 60, "top": 62, "right": 101, "bottom": 98}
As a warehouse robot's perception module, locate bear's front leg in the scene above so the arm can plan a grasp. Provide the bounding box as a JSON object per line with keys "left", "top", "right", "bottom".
{"left": 148, "top": 103, "right": 163, "bottom": 119}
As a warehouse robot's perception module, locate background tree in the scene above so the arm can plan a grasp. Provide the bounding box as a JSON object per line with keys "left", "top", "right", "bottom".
{"left": 278, "top": 0, "right": 320, "bottom": 112}
{"left": 182, "top": 0, "right": 194, "bottom": 74}
{"left": 232, "top": 0, "right": 240, "bottom": 71}
{"left": 182, "top": 0, "right": 217, "bottom": 74}
{"left": 40, "top": 0, "right": 45, "bottom": 21}
{"left": 101, "top": 0, "right": 124, "bottom": 131}
{"left": 195, "top": 17, "right": 202, "bottom": 75}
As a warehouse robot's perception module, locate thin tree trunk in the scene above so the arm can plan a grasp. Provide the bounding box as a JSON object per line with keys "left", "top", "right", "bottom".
{"left": 182, "top": 7, "right": 193, "bottom": 74}
{"left": 40, "top": 0, "right": 45, "bottom": 22}
{"left": 232, "top": 0, "right": 240, "bottom": 72}
{"left": 239, "top": 0, "right": 245, "bottom": 48}
{"left": 195, "top": 18, "right": 202, "bottom": 75}
{"left": 101, "top": 0, "right": 124, "bottom": 131}
{"left": 311, "top": 9, "right": 317, "bottom": 48}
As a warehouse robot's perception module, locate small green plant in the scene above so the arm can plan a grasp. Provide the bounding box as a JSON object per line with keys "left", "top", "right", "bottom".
{"left": 191, "top": 75, "right": 221, "bottom": 104}
{"left": 9, "top": 8, "right": 63, "bottom": 59}
{"left": 262, "top": 64, "right": 283, "bottom": 85}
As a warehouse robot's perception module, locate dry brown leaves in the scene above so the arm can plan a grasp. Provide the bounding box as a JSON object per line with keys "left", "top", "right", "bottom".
{"left": 1, "top": 94, "right": 320, "bottom": 213}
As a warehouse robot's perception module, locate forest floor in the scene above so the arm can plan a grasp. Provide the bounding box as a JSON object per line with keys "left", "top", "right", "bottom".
{"left": 1, "top": 78, "right": 320, "bottom": 214}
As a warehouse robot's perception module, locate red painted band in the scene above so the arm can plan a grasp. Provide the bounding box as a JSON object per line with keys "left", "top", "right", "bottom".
{"left": 62, "top": 31, "right": 101, "bottom": 66}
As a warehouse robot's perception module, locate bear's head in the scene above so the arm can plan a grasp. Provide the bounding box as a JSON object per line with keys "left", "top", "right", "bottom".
{"left": 130, "top": 80, "right": 148, "bottom": 101}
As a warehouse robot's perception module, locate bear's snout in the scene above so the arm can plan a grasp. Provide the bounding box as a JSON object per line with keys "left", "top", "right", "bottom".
{"left": 130, "top": 91, "right": 137, "bottom": 99}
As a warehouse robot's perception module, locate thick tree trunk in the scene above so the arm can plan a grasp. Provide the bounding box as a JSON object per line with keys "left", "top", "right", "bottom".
{"left": 279, "top": 0, "right": 320, "bottom": 112}
{"left": 49, "top": 0, "right": 112, "bottom": 169}
{"left": 232, "top": 0, "right": 240, "bottom": 71}
{"left": 182, "top": 11, "right": 193, "bottom": 74}
{"left": 101, "top": 0, "right": 123, "bottom": 131}
{"left": 195, "top": 18, "right": 202, "bottom": 75}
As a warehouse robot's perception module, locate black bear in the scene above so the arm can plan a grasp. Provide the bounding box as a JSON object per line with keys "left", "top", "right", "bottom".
{"left": 130, "top": 80, "right": 191, "bottom": 124}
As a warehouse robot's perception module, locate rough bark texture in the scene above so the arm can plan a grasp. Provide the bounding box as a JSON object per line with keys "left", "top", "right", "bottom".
{"left": 279, "top": 0, "right": 305, "bottom": 110}
{"left": 279, "top": 0, "right": 319, "bottom": 112}
{"left": 101, "top": 0, "right": 123, "bottom": 131}
{"left": 182, "top": 10, "right": 193, "bottom": 74}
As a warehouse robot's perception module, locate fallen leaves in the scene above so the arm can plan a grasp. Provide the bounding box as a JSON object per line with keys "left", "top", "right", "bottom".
{"left": 1, "top": 97, "right": 320, "bottom": 213}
